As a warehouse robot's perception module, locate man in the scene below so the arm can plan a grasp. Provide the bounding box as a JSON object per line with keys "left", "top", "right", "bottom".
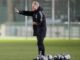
{"left": 15, "top": 1, "right": 46, "bottom": 59}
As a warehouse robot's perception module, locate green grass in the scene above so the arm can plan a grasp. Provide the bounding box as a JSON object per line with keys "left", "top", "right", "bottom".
{"left": 0, "top": 39, "right": 80, "bottom": 60}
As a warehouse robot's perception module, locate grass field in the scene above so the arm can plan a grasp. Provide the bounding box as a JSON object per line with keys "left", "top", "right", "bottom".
{"left": 0, "top": 38, "right": 80, "bottom": 60}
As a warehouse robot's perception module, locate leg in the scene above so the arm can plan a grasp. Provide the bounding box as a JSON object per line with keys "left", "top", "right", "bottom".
{"left": 37, "top": 36, "right": 45, "bottom": 56}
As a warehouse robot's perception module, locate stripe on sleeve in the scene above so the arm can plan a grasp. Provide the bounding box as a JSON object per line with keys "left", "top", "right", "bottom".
{"left": 39, "top": 11, "right": 43, "bottom": 22}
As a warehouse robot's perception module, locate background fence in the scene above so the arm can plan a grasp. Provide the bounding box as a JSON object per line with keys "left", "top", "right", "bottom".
{"left": 0, "top": 0, "right": 80, "bottom": 38}
{"left": 0, "top": 23, "right": 80, "bottom": 39}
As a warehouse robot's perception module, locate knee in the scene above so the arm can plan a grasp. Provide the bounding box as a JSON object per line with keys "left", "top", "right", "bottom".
{"left": 37, "top": 40, "right": 43, "bottom": 46}
{"left": 37, "top": 36, "right": 44, "bottom": 46}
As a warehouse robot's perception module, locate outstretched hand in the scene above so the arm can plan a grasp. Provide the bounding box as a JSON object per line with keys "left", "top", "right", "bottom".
{"left": 15, "top": 8, "right": 19, "bottom": 13}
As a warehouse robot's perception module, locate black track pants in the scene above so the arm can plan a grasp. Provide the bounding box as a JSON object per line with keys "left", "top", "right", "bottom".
{"left": 37, "top": 36, "right": 45, "bottom": 56}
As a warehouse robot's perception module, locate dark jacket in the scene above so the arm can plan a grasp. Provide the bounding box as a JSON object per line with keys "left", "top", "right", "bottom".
{"left": 19, "top": 7, "right": 46, "bottom": 38}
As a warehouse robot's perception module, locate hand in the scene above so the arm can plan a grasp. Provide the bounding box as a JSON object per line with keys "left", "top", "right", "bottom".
{"left": 15, "top": 8, "right": 19, "bottom": 13}
{"left": 33, "top": 22, "right": 37, "bottom": 25}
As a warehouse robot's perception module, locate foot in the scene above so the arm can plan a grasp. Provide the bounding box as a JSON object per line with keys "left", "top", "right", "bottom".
{"left": 33, "top": 55, "right": 48, "bottom": 60}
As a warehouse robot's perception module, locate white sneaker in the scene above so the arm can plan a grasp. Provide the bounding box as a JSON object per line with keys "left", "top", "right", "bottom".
{"left": 33, "top": 55, "right": 48, "bottom": 60}
{"left": 40, "top": 55, "right": 48, "bottom": 60}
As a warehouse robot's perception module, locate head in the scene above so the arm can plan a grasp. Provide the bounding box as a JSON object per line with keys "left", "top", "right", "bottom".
{"left": 32, "top": 1, "right": 40, "bottom": 11}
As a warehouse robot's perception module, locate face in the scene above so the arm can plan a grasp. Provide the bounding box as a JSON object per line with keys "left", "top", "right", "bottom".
{"left": 32, "top": 1, "right": 39, "bottom": 11}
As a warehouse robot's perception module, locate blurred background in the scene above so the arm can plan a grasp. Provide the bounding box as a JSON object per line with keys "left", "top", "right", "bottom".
{"left": 0, "top": 0, "right": 80, "bottom": 38}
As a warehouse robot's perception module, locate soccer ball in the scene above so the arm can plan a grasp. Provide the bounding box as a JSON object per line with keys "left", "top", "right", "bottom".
{"left": 47, "top": 55, "right": 53, "bottom": 60}
{"left": 54, "top": 54, "right": 64, "bottom": 60}
{"left": 54, "top": 55, "right": 58, "bottom": 60}
{"left": 64, "top": 54, "right": 71, "bottom": 60}
{"left": 53, "top": 54, "right": 71, "bottom": 60}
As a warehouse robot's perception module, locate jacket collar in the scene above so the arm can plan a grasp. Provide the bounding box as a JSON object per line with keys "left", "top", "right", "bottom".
{"left": 35, "top": 6, "right": 43, "bottom": 13}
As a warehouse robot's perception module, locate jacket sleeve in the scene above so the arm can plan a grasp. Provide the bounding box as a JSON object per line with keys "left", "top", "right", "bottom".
{"left": 19, "top": 10, "right": 34, "bottom": 16}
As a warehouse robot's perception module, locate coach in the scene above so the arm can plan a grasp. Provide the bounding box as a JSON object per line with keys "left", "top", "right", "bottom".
{"left": 15, "top": 1, "right": 46, "bottom": 58}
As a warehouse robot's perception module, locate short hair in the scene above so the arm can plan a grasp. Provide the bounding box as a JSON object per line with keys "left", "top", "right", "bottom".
{"left": 32, "top": 1, "right": 40, "bottom": 7}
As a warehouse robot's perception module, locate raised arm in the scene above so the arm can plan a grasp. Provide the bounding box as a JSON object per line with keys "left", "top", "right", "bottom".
{"left": 15, "top": 8, "right": 34, "bottom": 16}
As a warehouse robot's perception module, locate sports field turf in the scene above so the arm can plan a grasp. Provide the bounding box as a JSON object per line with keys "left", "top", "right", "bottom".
{"left": 0, "top": 38, "right": 80, "bottom": 60}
